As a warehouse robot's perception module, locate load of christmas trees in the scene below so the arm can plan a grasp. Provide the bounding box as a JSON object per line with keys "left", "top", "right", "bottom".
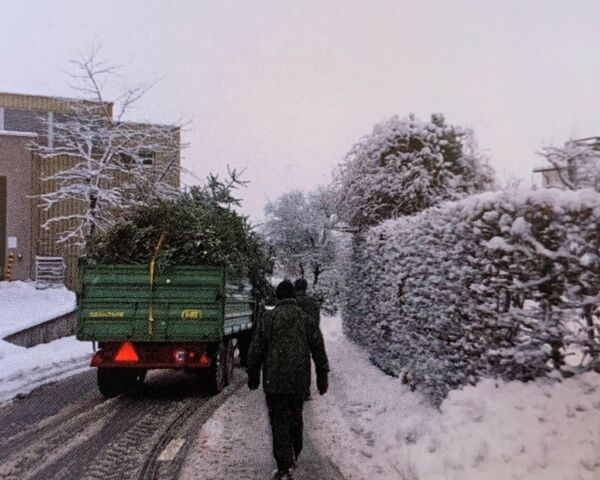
{"left": 86, "top": 173, "right": 272, "bottom": 299}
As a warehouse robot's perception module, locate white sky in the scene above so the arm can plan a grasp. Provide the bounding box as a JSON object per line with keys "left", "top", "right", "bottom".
{"left": 1, "top": 0, "right": 599, "bottom": 221}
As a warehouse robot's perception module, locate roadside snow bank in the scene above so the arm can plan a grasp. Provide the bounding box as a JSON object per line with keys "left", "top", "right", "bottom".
{"left": 0, "top": 336, "right": 91, "bottom": 404}
{"left": 311, "top": 315, "right": 600, "bottom": 480}
{"left": 0, "top": 281, "right": 76, "bottom": 338}
{"left": 409, "top": 373, "right": 600, "bottom": 480}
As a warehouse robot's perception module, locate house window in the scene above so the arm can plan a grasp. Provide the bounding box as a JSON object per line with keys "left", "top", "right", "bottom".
{"left": 139, "top": 150, "right": 155, "bottom": 166}
{"left": 121, "top": 149, "right": 155, "bottom": 167}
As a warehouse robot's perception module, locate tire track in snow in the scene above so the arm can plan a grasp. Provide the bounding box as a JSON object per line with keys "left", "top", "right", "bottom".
{"left": 0, "top": 369, "right": 247, "bottom": 480}
{"left": 0, "top": 399, "right": 116, "bottom": 479}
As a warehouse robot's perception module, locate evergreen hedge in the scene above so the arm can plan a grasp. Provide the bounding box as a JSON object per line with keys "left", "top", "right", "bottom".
{"left": 342, "top": 188, "right": 600, "bottom": 405}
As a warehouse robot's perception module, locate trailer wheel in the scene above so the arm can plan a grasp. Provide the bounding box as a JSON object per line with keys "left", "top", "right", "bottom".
{"left": 225, "top": 340, "right": 235, "bottom": 385}
{"left": 97, "top": 368, "right": 126, "bottom": 397}
{"left": 237, "top": 332, "right": 252, "bottom": 368}
{"left": 207, "top": 342, "right": 228, "bottom": 394}
{"left": 135, "top": 369, "right": 147, "bottom": 388}
{"left": 97, "top": 368, "right": 145, "bottom": 398}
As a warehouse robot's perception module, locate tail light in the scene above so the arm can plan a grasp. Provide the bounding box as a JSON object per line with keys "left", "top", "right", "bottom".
{"left": 199, "top": 352, "right": 211, "bottom": 367}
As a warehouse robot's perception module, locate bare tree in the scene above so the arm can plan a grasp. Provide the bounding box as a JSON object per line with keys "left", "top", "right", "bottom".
{"left": 34, "top": 46, "right": 183, "bottom": 246}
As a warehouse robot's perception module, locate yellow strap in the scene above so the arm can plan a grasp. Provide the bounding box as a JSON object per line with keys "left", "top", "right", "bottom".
{"left": 148, "top": 233, "right": 166, "bottom": 336}
{"left": 148, "top": 304, "right": 154, "bottom": 336}
{"left": 149, "top": 233, "right": 166, "bottom": 287}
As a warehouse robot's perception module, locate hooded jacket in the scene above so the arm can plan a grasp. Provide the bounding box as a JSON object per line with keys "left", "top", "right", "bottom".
{"left": 247, "top": 298, "right": 329, "bottom": 394}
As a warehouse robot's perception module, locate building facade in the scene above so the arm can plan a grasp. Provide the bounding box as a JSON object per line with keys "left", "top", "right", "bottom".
{"left": 532, "top": 165, "right": 570, "bottom": 189}
{"left": 533, "top": 137, "right": 600, "bottom": 191}
{"left": 0, "top": 131, "right": 37, "bottom": 281}
{"left": 0, "top": 92, "right": 181, "bottom": 288}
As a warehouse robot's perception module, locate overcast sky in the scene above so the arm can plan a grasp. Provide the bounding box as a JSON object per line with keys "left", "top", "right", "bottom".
{"left": 1, "top": 0, "right": 599, "bottom": 221}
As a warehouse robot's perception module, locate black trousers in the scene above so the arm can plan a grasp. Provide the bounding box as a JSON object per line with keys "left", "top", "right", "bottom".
{"left": 265, "top": 392, "right": 305, "bottom": 472}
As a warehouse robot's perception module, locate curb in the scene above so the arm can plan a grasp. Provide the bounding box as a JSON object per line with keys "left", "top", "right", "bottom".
{"left": 3, "top": 310, "right": 77, "bottom": 347}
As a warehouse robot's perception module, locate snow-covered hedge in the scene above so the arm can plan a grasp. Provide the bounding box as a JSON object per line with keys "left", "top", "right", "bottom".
{"left": 337, "top": 114, "right": 494, "bottom": 228}
{"left": 342, "top": 188, "right": 600, "bottom": 404}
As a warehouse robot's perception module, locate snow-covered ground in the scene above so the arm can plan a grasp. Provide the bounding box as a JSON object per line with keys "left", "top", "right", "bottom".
{"left": 0, "top": 281, "right": 76, "bottom": 338}
{"left": 184, "top": 314, "right": 600, "bottom": 480}
{"left": 0, "top": 336, "right": 92, "bottom": 404}
{"left": 0, "top": 280, "right": 89, "bottom": 404}
{"left": 311, "top": 315, "right": 600, "bottom": 480}
{"left": 181, "top": 383, "right": 275, "bottom": 479}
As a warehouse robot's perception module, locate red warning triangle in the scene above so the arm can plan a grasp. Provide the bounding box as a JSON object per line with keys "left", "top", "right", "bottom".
{"left": 115, "top": 342, "right": 139, "bottom": 362}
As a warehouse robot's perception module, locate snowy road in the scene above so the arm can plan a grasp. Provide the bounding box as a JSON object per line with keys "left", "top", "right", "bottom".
{"left": 0, "top": 368, "right": 245, "bottom": 480}
{"left": 180, "top": 382, "right": 344, "bottom": 480}
{"left": 0, "top": 366, "right": 345, "bottom": 480}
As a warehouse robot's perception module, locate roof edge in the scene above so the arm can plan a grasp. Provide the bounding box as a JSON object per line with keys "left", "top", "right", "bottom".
{"left": 0, "top": 91, "right": 113, "bottom": 114}
{"left": 0, "top": 129, "right": 38, "bottom": 138}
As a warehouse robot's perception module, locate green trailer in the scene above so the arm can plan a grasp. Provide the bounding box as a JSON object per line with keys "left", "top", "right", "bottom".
{"left": 77, "top": 264, "right": 257, "bottom": 397}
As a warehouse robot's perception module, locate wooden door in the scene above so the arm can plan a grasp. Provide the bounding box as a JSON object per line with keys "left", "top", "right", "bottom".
{"left": 0, "top": 176, "right": 5, "bottom": 280}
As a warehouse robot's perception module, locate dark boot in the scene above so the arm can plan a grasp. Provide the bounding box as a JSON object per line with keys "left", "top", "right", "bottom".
{"left": 278, "top": 470, "right": 294, "bottom": 480}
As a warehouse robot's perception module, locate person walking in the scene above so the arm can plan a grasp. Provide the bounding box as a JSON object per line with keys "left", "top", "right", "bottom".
{"left": 294, "top": 278, "right": 322, "bottom": 400}
{"left": 247, "top": 280, "right": 329, "bottom": 480}
{"left": 294, "top": 278, "right": 320, "bottom": 327}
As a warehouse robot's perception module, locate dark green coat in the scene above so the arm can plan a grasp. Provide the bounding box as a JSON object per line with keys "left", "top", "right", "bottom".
{"left": 247, "top": 298, "right": 329, "bottom": 394}
{"left": 296, "top": 292, "right": 321, "bottom": 327}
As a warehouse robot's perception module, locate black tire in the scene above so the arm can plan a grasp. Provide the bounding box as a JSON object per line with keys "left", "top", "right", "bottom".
{"left": 237, "top": 331, "right": 252, "bottom": 368}
{"left": 135, "top": 369, "right": 147, "bottom": 388}
{"left": 207, "top": 342, "right": 228, "bottom": 394}
{"left": 225, "top": 340, "right": 235, "bottom": 385}
{"left": 97, "top": 368, "right": 145, "bottom": 398}
{"left": 97, "top": 368, "right": 126, "bottom": 397}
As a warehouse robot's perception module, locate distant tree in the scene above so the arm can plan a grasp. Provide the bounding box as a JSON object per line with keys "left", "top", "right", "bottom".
{"left": 336, "top": 113, "right": 494, "bottom": 228}
{"left": 263, "top": 186, "right": 338, "bottom": 285}
{"left": 538, "top": 137, "right": 600, "bottom": 191}
{"left": 34, "top": 46, "right": 182, "bottom": 246}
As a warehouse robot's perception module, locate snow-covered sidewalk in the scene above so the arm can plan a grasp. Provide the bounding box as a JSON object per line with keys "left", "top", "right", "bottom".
{"left": 180, "top": 374, "right": 342, "bottom": 479}
{"left": 183, "top": 314, "right": 600, "bottom": 479}
{"left": 0, "top": 281, "right": 76, "bottom": 338}
{"left": 0, "top": 280, "right": 88, "bottom": 404}
{"left": 0, "top": 336, "right": 92, "bottom": 404}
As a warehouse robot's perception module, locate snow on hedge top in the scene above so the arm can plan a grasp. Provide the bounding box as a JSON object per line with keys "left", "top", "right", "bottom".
{"left": 451, "top": 187, "right": 600, "bottom": 215}
{"left": 0, "top": 281, "right": 76, "bottom": 338}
